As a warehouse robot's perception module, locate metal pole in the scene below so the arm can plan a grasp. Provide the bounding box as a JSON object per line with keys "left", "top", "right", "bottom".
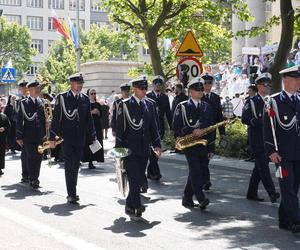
{"left": 76, "top": 0, "right": 80, "bottom": 72}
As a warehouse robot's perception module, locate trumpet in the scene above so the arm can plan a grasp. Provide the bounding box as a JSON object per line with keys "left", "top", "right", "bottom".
{"left": 38, "top": 137, "right": 63, "bottom": 154}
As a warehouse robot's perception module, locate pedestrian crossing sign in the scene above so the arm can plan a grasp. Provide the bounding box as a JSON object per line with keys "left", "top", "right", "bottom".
{"left": 1, "top": 68, "right": 16, "bottom": 83}
{"left": 176, "top": 31, "right": 203, "bottom": 57}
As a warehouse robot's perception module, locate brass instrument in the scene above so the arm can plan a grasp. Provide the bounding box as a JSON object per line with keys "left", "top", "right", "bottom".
{"left": 38, "top": 136, "right": 63, "bottom": 154}
{"left": 107, "top": 148, "right": 131, "bottom": 197}
{"left": 175, "top": 118, "right": 237, "bottom": 150}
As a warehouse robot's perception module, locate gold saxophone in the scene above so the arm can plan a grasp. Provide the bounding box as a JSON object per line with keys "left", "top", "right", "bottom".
{"left": 175, "top": 118, "right": 237, "bottom": 150}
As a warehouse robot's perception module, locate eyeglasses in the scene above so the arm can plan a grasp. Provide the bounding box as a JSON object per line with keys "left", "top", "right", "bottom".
{"left": 90, "top": 92, "right": 96, "bottom": 95}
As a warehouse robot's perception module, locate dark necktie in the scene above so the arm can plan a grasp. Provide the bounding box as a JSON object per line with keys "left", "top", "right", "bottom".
{"left": 291, "top": 95, "right": 296, "bottom": 106}
{"left": 197, "top": 102, "right": 200, "bottom": 109}
{"left": 206, "top": 94, "right": 209, "bottom": 100}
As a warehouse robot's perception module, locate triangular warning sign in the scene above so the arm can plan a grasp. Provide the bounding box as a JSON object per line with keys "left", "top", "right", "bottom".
{"left": 176, "top": 31, "right": 203, "bottom": 57}
{"left": 2, "top": 68, "right": 14, "bottom": 81}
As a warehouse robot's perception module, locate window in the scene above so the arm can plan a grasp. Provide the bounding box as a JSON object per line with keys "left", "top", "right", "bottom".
{"left": 27, "top": 0, "right": 42, "bottom": 7}
{"left": 91, "top": 0, "right": 104, "bottom": 12}
{"left": 32, "top": 39, "right": 43, "bottom": 53}
{"left": 69, "top": 0, "right": 84, "bottom": 10}
{"left": 90, "top": 21, "right": 108, "bottom": 28}
{"left": 48, "top": 40, "right": 55, "bottom": 48}
{"left": 111, "top": 23, "right": 121, "bottom": 32}
{"left": 0, "top": 0, "right": 21, "bottom": 6}
{"left": 27, "top": 16, "right": 43, "bottom": 30}
{"left": 27, "top": 64, "right": 39, "bottom": 76}
{"left": 142, "top": 46, "right": 150, "bottom": 56}
{"left": 4, "top": 15, "right": 21, "bottom": 24}
{"left": 48, "top": 0, "right": 64, "bottom": 9}
{"left": 48, "top": 17, "right": 55, "bottom": 31}
{"left": 71, "top": 18, "right": 85, "bottom": 30}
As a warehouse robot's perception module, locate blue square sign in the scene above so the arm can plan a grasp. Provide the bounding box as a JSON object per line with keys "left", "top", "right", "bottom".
{"left": 1, "top": 68, "right": 16, "bottom": 83}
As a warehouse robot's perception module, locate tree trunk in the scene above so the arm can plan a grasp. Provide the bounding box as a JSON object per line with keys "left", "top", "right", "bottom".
{"left": 270, "top": 0, "right": 294, "bottom": 93}
{"left": 145, "top": 29, "right": 165, "bottom": 78}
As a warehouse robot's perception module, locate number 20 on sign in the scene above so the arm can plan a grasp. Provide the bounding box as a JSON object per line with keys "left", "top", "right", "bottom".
{"left": 176, "top": 57, "right": 203, "bottom": 85}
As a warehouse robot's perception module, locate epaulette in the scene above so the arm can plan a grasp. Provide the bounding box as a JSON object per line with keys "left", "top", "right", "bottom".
{"left": 122, "top": 97, "right": 131, "bottom": 103}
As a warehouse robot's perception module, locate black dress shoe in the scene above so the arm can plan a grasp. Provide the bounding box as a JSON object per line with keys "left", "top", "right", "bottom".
{"left": 147, "top": 174, "right": 162, "bottom": 181}
{"left": 203, "top": 182, "right": 212, "bottom": 191}
{"left": 182, "top": 197, "right": 195, "bottom": 208}
{"left": 31, "top": 180, "right": 40, "bottom": 189}
{"left": 279, "top": 223, "right": 291, "bottom": 231}
{"left": 199, "top": 198, "right": 210, "bottom": 210}
{"left": 67, "top": 196, "right": 80, "bottom": 204}
{"left": 292, "top": 222, "right": 300, "bottom": 233}
{"left": 125, "top": 206, "right": 135, "bottom": 216}
{"left": 0, "top": 169, "right": 3, "bottom": 176}
{"left": 88, "top": 162, "right": 96, "bottom": 169}
{"left": 270, "top": 192, "right": 280, "bottom": 203}
{"left": 135, "top": 206, "right": 146, "bottom": 217}
{"left": 247, "top": 195, "right": 264, "bottom": 202}
{"left": 140, "top": 182, "right": 148, "bottom": 193}
{"left": 20, "top": 177, "right": 29, "bottom": 183}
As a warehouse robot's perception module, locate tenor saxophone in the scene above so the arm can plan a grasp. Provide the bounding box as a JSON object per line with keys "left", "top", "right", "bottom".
{"left": 175, "top": 118, "right": 237, "bottom": 150}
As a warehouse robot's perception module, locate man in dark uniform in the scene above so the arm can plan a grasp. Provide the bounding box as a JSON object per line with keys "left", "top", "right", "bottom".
{"left": 241, "top": 73, "right": 280, "bottom": 203}
{"left": 49, "top": 73, "right": 96, "bottom": 204}
{"left": 115, "top": 76, "right": 161, "bottom": 218}
{"left": 111, "top": 82, "right": 131, "bottom": 136}
{"left": 171, "top": 83, "right": 188, "bottom": 119}
{"left": 16, "top": 80, "right": 46, "bottom": 189}
{"left": 264, "top": 65, "right": 300, "bottom": 233}
{"left": 16, "top": 80, "right": 29, "bottom": 183}
{"left": 173, "top": 77, "right": 214, "bottom": 209}
{"left": 0, "top": 102, "right": 10, "bottom": 176}
{"left": 201, "top": 72, "right": 225, "bottom": 190}
{"left": 146, "top": 75, "right": 172, "bottom": 180}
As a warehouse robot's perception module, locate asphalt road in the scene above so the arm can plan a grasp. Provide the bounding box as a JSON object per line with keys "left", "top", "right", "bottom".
{"left": 0, "top": 143, "right": 300, "bottom": 250}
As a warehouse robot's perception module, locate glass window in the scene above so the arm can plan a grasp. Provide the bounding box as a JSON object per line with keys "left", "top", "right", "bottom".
{"left": 32, "top": 39, "right": 43, "bottom": 53}
{"left": 90, "top": 21, "right": 108, "bottom": 28}
{"left": 0, "top": 0, "right": 21, "bottom": 6}
{"left": 27, "top": 16, "right": 43, "bottom": 30}
{"left": 48, "top": 17, "right": 55, "bottom": 31}
{"left": 4, "top": 15, "right": 21, "bottom": 24}
{"left": 48, "top": 40, "right": 55, "bottom": 48}
{"left": 69, "top": 0, "right": 84, "bottom": 10}
{"left": 71, "top": 18, "right": 85, "bottom": 30}
{"left": 143, "top": 46, "right": 150, "bottom": 56}
{"left": 48, "top": 0, "right": 64, "bottom": 9}
{"left": 27, "top": 0, "right": 42, "bottom": 7}
{"left": 90, "top": 0, "right": 104, "bottom": 12}
{"left": 27, "top": 64, "right": 39, "bottom": 76}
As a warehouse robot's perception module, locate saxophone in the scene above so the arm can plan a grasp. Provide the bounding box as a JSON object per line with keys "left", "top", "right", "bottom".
{"left": 175, "top": 118, "right": 237, "bottom": 150}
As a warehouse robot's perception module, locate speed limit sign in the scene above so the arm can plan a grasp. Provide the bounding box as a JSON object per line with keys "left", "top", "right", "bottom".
{"left": 176, "top": 57, "right": 203, "bottom": 87}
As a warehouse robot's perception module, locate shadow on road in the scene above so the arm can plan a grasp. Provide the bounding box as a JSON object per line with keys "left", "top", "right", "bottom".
{"left": 36, "top": 202, "right": 95, "bottom": 216}
{"left": 104, "top": 216, "right": 161, "bottom": 237}
{"left": 1, "top": 183, "right": 53, "bottom": 200}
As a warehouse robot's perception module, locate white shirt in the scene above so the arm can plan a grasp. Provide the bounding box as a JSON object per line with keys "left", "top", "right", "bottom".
{"left": 191, "top": 98, "right": 201, "bottom": 108}
{"left": 133, "top": 95, "right": 145, "bottom": 105}
{"left": 284, "top": 90, "right": 296, "bottom": 101}
{"left": 231, "top": 97, "right": 244, "bottom": 117}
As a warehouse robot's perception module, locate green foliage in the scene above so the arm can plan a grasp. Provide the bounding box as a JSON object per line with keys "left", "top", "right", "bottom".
{"left": 39, "top": 26, "right": 138, "bottom": 92}
{"left": 216, "top": 119, "right": 248, "bottom": 159}
{"left": 0, "top": 17, "right": 36, "bottom": 78}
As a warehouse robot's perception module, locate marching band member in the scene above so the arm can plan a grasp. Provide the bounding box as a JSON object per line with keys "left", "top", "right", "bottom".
{"left": 16, "top": 80, "right": 45, "bottom": 189}
{"left": 146, "top": 75, "right": 172, "bottom": 181}
{"left": 49, "top": 73, "right": 96, "bottom": 204}
{"left": 241, "top": 73, "right": 279, "bottom": 203}
{"left": 173, "top": 77, "right": 214, "bottom": 209}
{"left": 111, "top": 82, "right": 131, "bottom": 136}
{"left": 16, "top": 80, "right": 29, "bottom": 183}
{"left": 201, "top": 72, "right": 225, "bottom": 191}
{"left": 115, "top": 76, "right": 161, "bottom": 218}
{"left": 264, "top": 66, "right": 300, "bottom": 233}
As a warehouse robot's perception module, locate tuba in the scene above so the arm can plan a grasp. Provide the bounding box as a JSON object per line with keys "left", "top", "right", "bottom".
{"left": 175, "top": 118, "right": 237, "bottom": 150}
{"left": 107, "top": 148, "right": 131, "bottom": 197}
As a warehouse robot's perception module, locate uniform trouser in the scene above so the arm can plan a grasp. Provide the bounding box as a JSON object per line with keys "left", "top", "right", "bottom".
{"left": 202, "top": 158, "right": 210, "bottom": 185}
{"left": 63, "top": 144, "right": 83, "bottom": 198}
{"left": 24, "top": 143, "right": 42, "bottom": 181}
{"left": 278, "top": 160, "right": 300, "bottom": 225}
{"left": 21, "top": 147, "right": 28, "bottom": 178}
{"left": 124, "top": 154, "right": 148, "bottom": 209}
{"left": 0, "top": 145, "right": 5, "bottom": 169}
{"left": 184, "top": 154, "right": 207, "bottom": 202}
{"left": 147, "top": 151, "right": 161, "bottom": 177}
{"left": 247, "top": 150, "right": 276, "bottom": 197}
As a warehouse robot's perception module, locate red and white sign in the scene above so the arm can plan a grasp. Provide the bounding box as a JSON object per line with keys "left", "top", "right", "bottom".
{"left": 176, "top": 57, "right": 203, "bottom": 86}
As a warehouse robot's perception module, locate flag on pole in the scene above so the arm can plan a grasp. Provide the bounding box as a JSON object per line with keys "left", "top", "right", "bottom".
{"left": 68, "top": 17, "right": 79, "bottom": 49}
{"left": 51, "top": 9, "right": 72, "bottom": 45}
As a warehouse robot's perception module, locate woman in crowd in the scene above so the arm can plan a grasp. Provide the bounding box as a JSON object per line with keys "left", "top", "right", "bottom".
{"left": 99, "top": 98, "right": 110, "bottom": 139}
{"left": 4, "top": 95, "right": 17, "bottom": 154}
{"left": 81, "top": 88, "right": 104, "bottom": 169}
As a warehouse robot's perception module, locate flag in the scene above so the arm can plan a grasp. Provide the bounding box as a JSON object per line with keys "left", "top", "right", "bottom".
{"left": 51, "top": 9, "right": 72, "bottom": 45}
{"left": 68, "top": 17, "right": 79, "bottom": 49}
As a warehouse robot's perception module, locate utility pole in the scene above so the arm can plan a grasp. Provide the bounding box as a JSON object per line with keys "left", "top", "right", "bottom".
{"left": 76, "top": 0, "right": 80, "bottom": 72}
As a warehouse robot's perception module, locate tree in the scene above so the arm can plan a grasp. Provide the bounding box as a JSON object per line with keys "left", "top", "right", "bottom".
{"left": 269, "top": 0, "right": 295, "bottom": 93}
{"left": 39, "top": 25, "right": 138, "bottom": 92}
{"left": 0, "top": 17, "right": 36, "bottom": 78}
{"left": 103, "top": 0, "right": 252, "bottom": 79}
